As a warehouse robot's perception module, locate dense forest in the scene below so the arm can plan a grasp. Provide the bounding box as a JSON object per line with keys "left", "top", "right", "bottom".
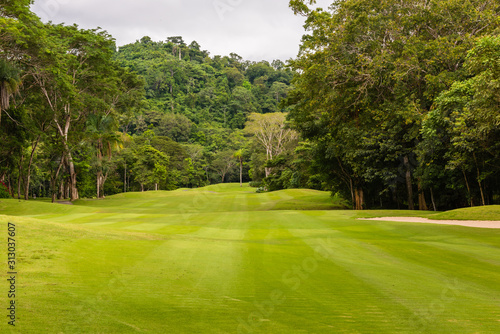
{"left": 287, "top": 0, "right": 500, "bottom": 210}
{"left": 1, "top": 0, "right": 500, "bottom": 210}
{"left": 0, "top": 0, "right": 306, "bottom": 203}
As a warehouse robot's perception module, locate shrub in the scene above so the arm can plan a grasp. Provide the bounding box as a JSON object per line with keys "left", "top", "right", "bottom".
{"left": 0, "top": 182, "right": 12, "bottom": 198}
{"left": 249, "top": 181, "right": 263, "bottom": 188}
{"left": 256, "top": 187, "right": 266, "bottom": 193}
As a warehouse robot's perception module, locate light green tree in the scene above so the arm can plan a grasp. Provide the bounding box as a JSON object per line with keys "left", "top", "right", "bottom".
{"left": 245, "top": 112, "right": 298, "bottom": 177}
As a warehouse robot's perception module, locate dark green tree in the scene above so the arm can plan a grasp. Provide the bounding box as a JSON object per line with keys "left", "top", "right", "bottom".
{"left": 287, "top": 0, "right": 499, "bottom": 209}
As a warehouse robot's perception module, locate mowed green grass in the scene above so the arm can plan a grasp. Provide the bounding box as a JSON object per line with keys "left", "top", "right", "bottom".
{"left": 1, "top": 184, "right": 500, "bottom": 333}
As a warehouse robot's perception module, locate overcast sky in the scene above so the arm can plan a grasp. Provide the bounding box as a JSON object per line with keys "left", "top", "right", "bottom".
{"left": 30, "top": 0, "right": 331, "bottom": 62}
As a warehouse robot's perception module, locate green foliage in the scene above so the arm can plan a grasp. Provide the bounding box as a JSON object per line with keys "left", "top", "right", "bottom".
{"left": 418, "top": 36, "right": 500, "bottom": 207}
{"left": 153, "top": 112, "right": 193, "bottom": 142}
{"left": 249, "top": 181, "right": 263, "bottom": 188}
{"left": 211, "top": 149, "right": 237, "bottom": 183}
{"left": 0, "top": 3, "right": 300, "bottom": 198}
{"left": 287, "top": 0, "right": 500, "bottom": 210}
{"left": 9, "top": 0, "right": 500, "bottom": 209}
{"left": 255, "top": 187, "right": 266, "bottom": 193}
{"left": 105, "top": 37, "right": 298, "bottom": 191}
{"left": 0, "top": 0, "right": 33, "bottom": 19}
{"left": 0, "top": 181, "right": 11, "bottom": 198}
{"left": 115, "top": 38, "right": 294, "bottom": 130}
{"left": 132, "top": 145, "right": 170, "bottom": 189}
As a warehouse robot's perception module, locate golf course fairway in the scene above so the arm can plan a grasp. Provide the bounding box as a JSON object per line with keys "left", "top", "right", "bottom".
{"left": 1, "top": 184, "right": 499, "bottom": 333}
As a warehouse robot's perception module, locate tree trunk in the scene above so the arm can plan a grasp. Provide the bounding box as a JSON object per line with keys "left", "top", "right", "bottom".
{"left": 58, "top": 180, "right": 64, "bottom": 200}
{"left": 65, "top": 179, "right": 70, "bottom": 199}
{"left": 462, "top": 170, "right": 473, "bottom": 207}
{"left": 17, "top": 154, "right": 24, "bottom": 200}
{"left": 8, "top": 176, "right": 13, "bottom": 197}
{"left": 355, "top": 190, "right": 359, "bottom": 210}
{"left": 430, "top": 188, "right": 437, "bottom": 212}
{"left": 477, "top": 167, "right": 486, "bottom": 206}
{"left": 101, "top": 170, "right": 109, "bottom": 198}
{"left": 404, "top": 155, "right": 414, "bottom": 210}
{"left": 141, "top": 183, "right": 144, "bottom": 192}
{"left": 354, "top": 187, "right": 364, "bottom": 210}
{"left": 51, "top": 157, "right": 65, "bottom": 203}
{"left": 265, "top": 149, "right": 272, "bottom": 177}
{"left": 96, "top": 143, "right": 102, "bottom": 199}
{"left": 349, "top": 178, "right": 355, "bottom": 210}
{"left": 155, "top": 183, "right": 158, "bottom": 191}
{"left": 472, "top": 153, "right": 486, "bottom": 206}
{"left": 24, "top": 135, "right": 41, "bottom": 200}
{"left": 478, "top": 179, "right": 486, "bottom": 206}
{"left": 67, "top": 151, "right": 79, "bottom": 201}
{"left": 417, "top": 181, "right": 428, "bottom": 211}
{"left": 97, "top": 170, "right": 101, "bottom": 199}
{"left": 54, "top": 109, "right": 78, "bottom": 201}
{"left": 124, "top": 162, "right": 127, "bottom": 193}
{"left": 239, "top": 159, "right": 243, "bottom": 187}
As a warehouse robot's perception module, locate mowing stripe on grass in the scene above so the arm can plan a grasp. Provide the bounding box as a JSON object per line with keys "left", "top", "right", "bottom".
{"left": 1, "top": 185, "right": 499, "bottom": 333}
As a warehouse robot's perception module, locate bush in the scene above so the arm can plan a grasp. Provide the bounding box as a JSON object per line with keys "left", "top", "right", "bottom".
{"left": 249, "top": 181, "right": 263, "bottom": 188}
{"left": 0, "top": 182, "right": 12, "bottom": 198}
{"left": 256, "top": 187, "right": 266, "bottom": 193}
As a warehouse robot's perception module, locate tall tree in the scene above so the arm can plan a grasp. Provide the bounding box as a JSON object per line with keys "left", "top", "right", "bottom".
{"left": 245, "top": 112, "right": 298, "bottom": 177}
{"left": 234, "top": 149, "right": 245, "bottom": 187}
{"left": 287, "top": 0, "right": 499, "bottom": 209}
{"left": 29, "top": 24, "right": 140, "bottom": 200}
{"left": 132, "top": 145, "right": 170, "bottom": 191}
{"left": 421, "top": 36, "right": 500, "bottom": 207}
{"left": 212, "top": 150, "right": 236, "bottom": 183}
{"left": 86, "top": 114, "right": 121, "bottom": 198}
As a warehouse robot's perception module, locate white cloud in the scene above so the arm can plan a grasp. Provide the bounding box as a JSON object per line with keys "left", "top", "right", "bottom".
{"left": 30, "top": 0, "right": 330, "bottom": 62}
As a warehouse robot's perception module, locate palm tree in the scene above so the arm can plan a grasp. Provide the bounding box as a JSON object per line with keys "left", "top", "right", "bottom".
{"left": 86, "top": 114, "right": 121, "bottom": 198}
{"left": 0, "top": 59, "right": 21, "bottom": 126}
{"left": 234, "top": 149, "right": 244, "bottom": 187}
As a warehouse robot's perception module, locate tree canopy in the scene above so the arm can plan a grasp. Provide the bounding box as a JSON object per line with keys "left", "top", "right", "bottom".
{"left": 0, "top": 2, "right": 299, "bottom": 200}
{"left": 286, "top": 0, "right": 500, "bottom": 209}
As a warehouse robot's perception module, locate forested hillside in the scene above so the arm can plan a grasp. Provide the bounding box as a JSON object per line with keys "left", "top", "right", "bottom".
{"left": 0, "top": 0, "right": 312, "bottom": 202}
{"left": 116, "top": 36, "right": 293, "bottom": 129}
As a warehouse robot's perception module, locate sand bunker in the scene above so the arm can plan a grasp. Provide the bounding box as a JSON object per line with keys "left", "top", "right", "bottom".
{"left": 360, "top": 217, "right": 500, "bottom": 229}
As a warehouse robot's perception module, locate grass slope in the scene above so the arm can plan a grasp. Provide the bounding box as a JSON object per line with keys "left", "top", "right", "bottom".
{"left": 430, "top": 205, "right": 500, "bottom": 221}
{"left": 1, "top": 184, "right": 499, "bottom": 333}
